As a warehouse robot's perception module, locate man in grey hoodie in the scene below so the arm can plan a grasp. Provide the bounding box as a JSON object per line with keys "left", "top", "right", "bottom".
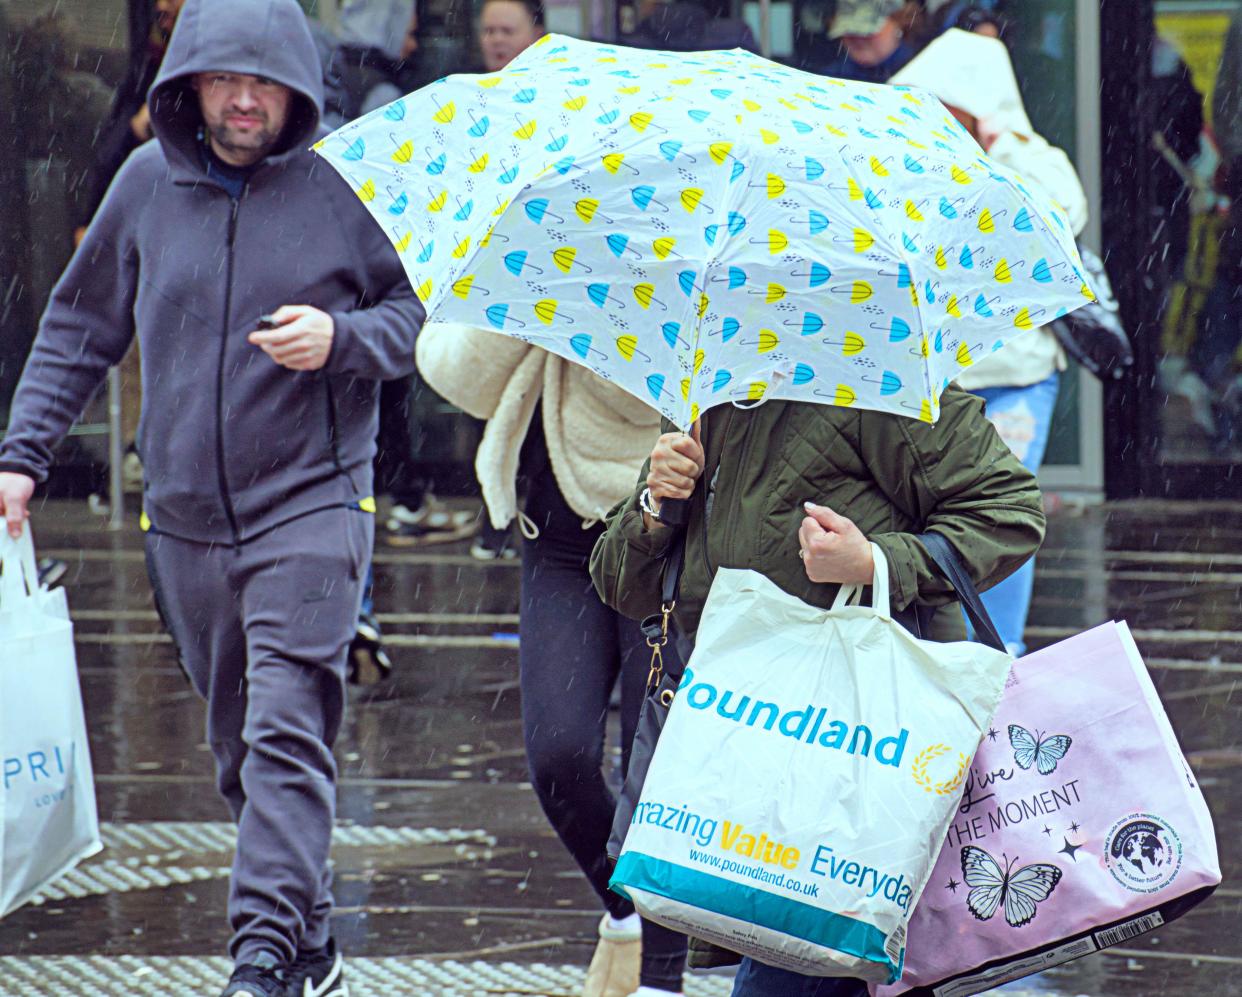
{"left": 0, "top": 1, "right": 423, "bottom": 994}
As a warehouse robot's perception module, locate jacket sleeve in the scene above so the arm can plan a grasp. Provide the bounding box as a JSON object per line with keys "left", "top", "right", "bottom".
{"left": 0, "top": 174, "right": 139, "bottom": 482}
{"left": 590, "top": 455, "right": 680, "bottom": 621}
{"left": 324, "top": 190, "right": 425, "bottom": 381}
{"left": 860, "top": 385, "right": 1046, "bottom": 612}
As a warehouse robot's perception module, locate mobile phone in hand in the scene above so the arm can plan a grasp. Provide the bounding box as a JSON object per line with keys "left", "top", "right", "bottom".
{"left": 255, "top": 314, "right": 280, "bottom": 331}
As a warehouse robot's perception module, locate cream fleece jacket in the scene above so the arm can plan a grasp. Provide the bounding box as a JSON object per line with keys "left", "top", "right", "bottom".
{"left": 415, "top": 323, "right": 662, "bottom": 529}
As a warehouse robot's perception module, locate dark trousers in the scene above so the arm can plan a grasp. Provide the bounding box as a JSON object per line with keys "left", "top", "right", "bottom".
{"left": 518, "top": 453, "right": 687, "bottom": 990}
{"left": 732, "top": 961, "right": 868, "bottom": 997}
{"left": 145, "top": 507, "right": 372, "bottom": 965}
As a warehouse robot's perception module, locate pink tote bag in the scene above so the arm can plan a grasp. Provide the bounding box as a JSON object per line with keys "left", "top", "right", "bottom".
{"left": 876, "top": 621, "right": 1221, "bottom": 997}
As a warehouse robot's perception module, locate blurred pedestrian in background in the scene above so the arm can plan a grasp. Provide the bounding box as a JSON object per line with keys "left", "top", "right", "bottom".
{"left": 893, "top": 28, "right": 1088, "bottom": 655}
{"left": 819, "top": 0, "right": 915, "bottom": 83}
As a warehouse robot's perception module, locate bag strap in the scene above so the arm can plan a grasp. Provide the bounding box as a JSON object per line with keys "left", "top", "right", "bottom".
{"left": 917, "top": 531, "right": 1007, "bottom": 653}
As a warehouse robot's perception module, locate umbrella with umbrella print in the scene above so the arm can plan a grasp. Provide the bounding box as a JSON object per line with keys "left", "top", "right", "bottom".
{"left": 314, "top": 33, "right": 1093, "bottom": 429}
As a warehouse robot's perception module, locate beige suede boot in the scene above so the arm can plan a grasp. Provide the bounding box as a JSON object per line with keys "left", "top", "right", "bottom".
{"left": 581, "top": 914, "right": 641, "bottom": 997}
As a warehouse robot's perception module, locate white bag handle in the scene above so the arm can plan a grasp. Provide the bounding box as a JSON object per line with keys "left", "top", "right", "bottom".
{"left": 829, "top": 542, "right": 890, "bottom": 619}
{"left": 0, "top": 527, "right": 40, "bottom": 607}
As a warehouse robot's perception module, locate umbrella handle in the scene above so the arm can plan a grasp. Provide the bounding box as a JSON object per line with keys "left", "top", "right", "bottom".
{"left": 658, "top": 497, "right": 691, "bottom": 527}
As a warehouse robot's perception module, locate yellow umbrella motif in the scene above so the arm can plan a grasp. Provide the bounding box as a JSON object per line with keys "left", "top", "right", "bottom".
{"left": 318, "top": 33, "right": 1091, "bottom": 431}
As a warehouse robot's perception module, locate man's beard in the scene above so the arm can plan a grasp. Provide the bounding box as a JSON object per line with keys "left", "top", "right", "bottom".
{"left": 207, "top": 118, "right": 282, "bottom": 161}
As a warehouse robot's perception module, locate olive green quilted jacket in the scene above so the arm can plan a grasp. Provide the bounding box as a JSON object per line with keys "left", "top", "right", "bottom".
{"left": 590, "top": 384, "right": 1046, "bottom": 642}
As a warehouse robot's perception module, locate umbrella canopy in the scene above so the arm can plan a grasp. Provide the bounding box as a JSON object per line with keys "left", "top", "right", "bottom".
{"left": 315, "top": 34, "right": 1092, "bottom": 428}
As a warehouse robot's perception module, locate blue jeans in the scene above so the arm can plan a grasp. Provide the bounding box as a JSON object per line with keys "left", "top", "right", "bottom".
{"left": 731, "top": 960, "right": 868, "bottom": 997}
{"left": 969, "top": 373, "right": 1060, "bottom": 656}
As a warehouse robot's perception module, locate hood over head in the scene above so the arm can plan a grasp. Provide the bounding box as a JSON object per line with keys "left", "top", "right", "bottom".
{"left": 890, "top": 29, "right": 1033, "bottom": 139}
{"left": 149, "top": 0, "right": 324, "bottom": 175}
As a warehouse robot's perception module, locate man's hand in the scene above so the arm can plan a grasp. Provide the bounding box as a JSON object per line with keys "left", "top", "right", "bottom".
{"left": 248, "top": 306, "right": 334, "bottom": 371}
{"left": 798, "top": 501, "right": 874, "bottom": 585}
{"left": 643, "top": 423, "right": 703, "bottom": 529}
{"left": 0, "top": 472, "right": 35, "bottom": 539}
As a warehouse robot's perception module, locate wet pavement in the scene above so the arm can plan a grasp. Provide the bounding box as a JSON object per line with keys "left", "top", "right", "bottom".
{"left": 1, "top": 499, "right": 1239, "bottom": 996}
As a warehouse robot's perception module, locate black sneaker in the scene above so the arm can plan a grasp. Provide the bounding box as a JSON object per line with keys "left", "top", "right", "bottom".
{"left": 284, "top": 938, "right": 349, "bottom": 997}
{"left": 347, "top": 611, "right": 392, "bottom": 686}
{"left": 220, "top": 963, "right": 286, "bottom": 997}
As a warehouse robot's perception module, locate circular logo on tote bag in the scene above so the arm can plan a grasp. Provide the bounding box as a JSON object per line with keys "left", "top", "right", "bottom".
{"left": 1104, "top": 813, "right": 1183, "bottom": 894}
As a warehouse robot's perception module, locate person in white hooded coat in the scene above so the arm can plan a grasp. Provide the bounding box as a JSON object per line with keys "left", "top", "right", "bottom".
{"left": 893, "top": 28, "right": 1088, "bottom": 656}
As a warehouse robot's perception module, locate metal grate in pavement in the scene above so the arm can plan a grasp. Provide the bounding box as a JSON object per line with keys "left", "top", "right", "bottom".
{"left": 0, "top": 956, "right": 737, "bottom": 996}
{"left": 25, "top": 822, "right": 496, "bottom": 907}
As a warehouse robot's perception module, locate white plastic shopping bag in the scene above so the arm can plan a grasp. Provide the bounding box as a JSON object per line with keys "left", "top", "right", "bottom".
{"left": 0, "top": 529, "right": 102, "bottom": 917}
{"left": 610, "top": 545, "right": 1013, "bottom": 982}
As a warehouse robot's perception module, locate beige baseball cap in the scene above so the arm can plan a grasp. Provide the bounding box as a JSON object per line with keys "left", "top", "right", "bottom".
{"left": 829, "top": 0, "right": 903, "bottom": 38}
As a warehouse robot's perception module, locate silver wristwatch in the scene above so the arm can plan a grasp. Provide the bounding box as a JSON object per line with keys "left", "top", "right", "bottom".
{"left": 639, "top": 486, "right": 662, "bottom": 521}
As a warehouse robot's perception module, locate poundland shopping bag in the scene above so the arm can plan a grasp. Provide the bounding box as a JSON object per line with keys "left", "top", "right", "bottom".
{"left": 0, "top": 530, "right": 102, "bottom": 917}
{"left": 610, "top": 547, "right": 1013, "bottom": 983}
{"left": 875, "top": 621, "right": 1221, "bottom": 997}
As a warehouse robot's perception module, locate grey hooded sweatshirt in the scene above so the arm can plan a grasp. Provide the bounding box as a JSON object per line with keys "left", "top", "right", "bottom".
{"left": 0, "top": 0, "right": 424, "bottom": 545}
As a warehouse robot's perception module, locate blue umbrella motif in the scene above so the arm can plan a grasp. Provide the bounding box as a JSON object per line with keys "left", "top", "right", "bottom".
{"left": 712, "top": 369, "right": 733, "bottom": 392}
{"left": 1032, "top": 258, "right": 1053, "bottom": 283}
{"left": 607, "top": 233, "right": 634, "bottom": 258}
{"left": 798, "top": 313, "right": 824, "bottom": 336}
{"left": 730, "top": 160, "right": 746, "bottom": 182}
{"left": 678, "top": 271, "right": 701, "bottom": 297}
{"left": 468, "top": 114, "right": 490, "bottom": 137}
{"left": 960, "top": 245, "right": 975, "bottom": 269}
{"left": 486, "top": 303, "right": 514, "bottom": 328}
{"left": 545, "top": 134, "right": 569, "bottom": 152}
{"left": 383, "top": 101, "right": 406, "bottom": 121}
{"left": 882, "top": 317, "right": 912, "bottom": 342}
{"left": 646, "top": 374, "right": 667, "bottom": 401}
{"left": 632, "top": 185, "right": 659, "bottom": 211}
{"left": 803, "top": 156, "right": 825, "bottom": 181}
{"left": 416, "top": 240, "right": 434, "bottom": 264}
{"left": 727, "top": 211, "right": 748, "bottom": 235}
{"left": 515, "top": 87, "right": 538, "bottom": 103}
{"left": 793, "top": 363, "right": 815, "bottom": 385}
{"left": 938, "top": 197, "right": 959, "bottom": 219}
{"left": 688, "top": 109, "right": 711, "bottom": 123}
{"left": 454, "top": 199, "right": 474, "bottom": 221}
{"left": 808, "top": 210, "right": 829, "bottom": 234}
{"left": 794, "top": 263, "right": 832, "bottom": 288}
{"left": 525, "top": 198, "right": 561, "bottom": 224}
{"left": 504, "top": 251, "right": 540, "bottom": 276}
{"left": 662, "top": 321, "right": 686, "bottom": 348}
{"left": 426, "top": 153, "right": 447, "bottom": 175}
{"left": 903, "top": 154, "right": 925, "bottom": 173}
{"left": 864, "top": 370, "right": 903, "bottom": 395}
{"left": 726, "top": 266, "right": 748, "bottom": 289}
{"left": 387, "top": 191, "right": 409, "bottom": 215}
{"left": 570, "top": 333, "right": 592, "bottom": 358}
{"left": 343, "top": 138, "right": 366, "bottom": 161}
{"left": 974, "top": 294, "right": 995, "bottom": 317}
{"left": 718, "top": 317, "right": 741, "bottom": 341}
{"left": 659, "top": 141, "right": 685, "bottom": 162}
{"left": 1013, "top": 207, "right": 1034, "bottom": 232}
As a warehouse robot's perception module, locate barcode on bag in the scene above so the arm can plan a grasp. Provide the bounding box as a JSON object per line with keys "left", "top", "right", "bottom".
{"left": 885, "top": 923, "right": 906, "bottom": 962}
{"left": 1095, "top": 912, "right": 1165, "bottom": 949}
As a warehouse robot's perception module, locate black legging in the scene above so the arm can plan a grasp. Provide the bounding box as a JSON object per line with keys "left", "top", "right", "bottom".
{"left": 519, "top": 433, "right": 687, "bottom": 991}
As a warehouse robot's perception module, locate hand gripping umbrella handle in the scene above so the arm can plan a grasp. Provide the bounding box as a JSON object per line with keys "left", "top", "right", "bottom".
{"left": 657, "top": 496, "right": 691, "bottom": 527}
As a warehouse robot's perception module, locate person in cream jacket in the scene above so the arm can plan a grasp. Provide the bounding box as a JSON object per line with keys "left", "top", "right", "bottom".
{"left": 417, "top": 322, "right": 689, "bottom": 997}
